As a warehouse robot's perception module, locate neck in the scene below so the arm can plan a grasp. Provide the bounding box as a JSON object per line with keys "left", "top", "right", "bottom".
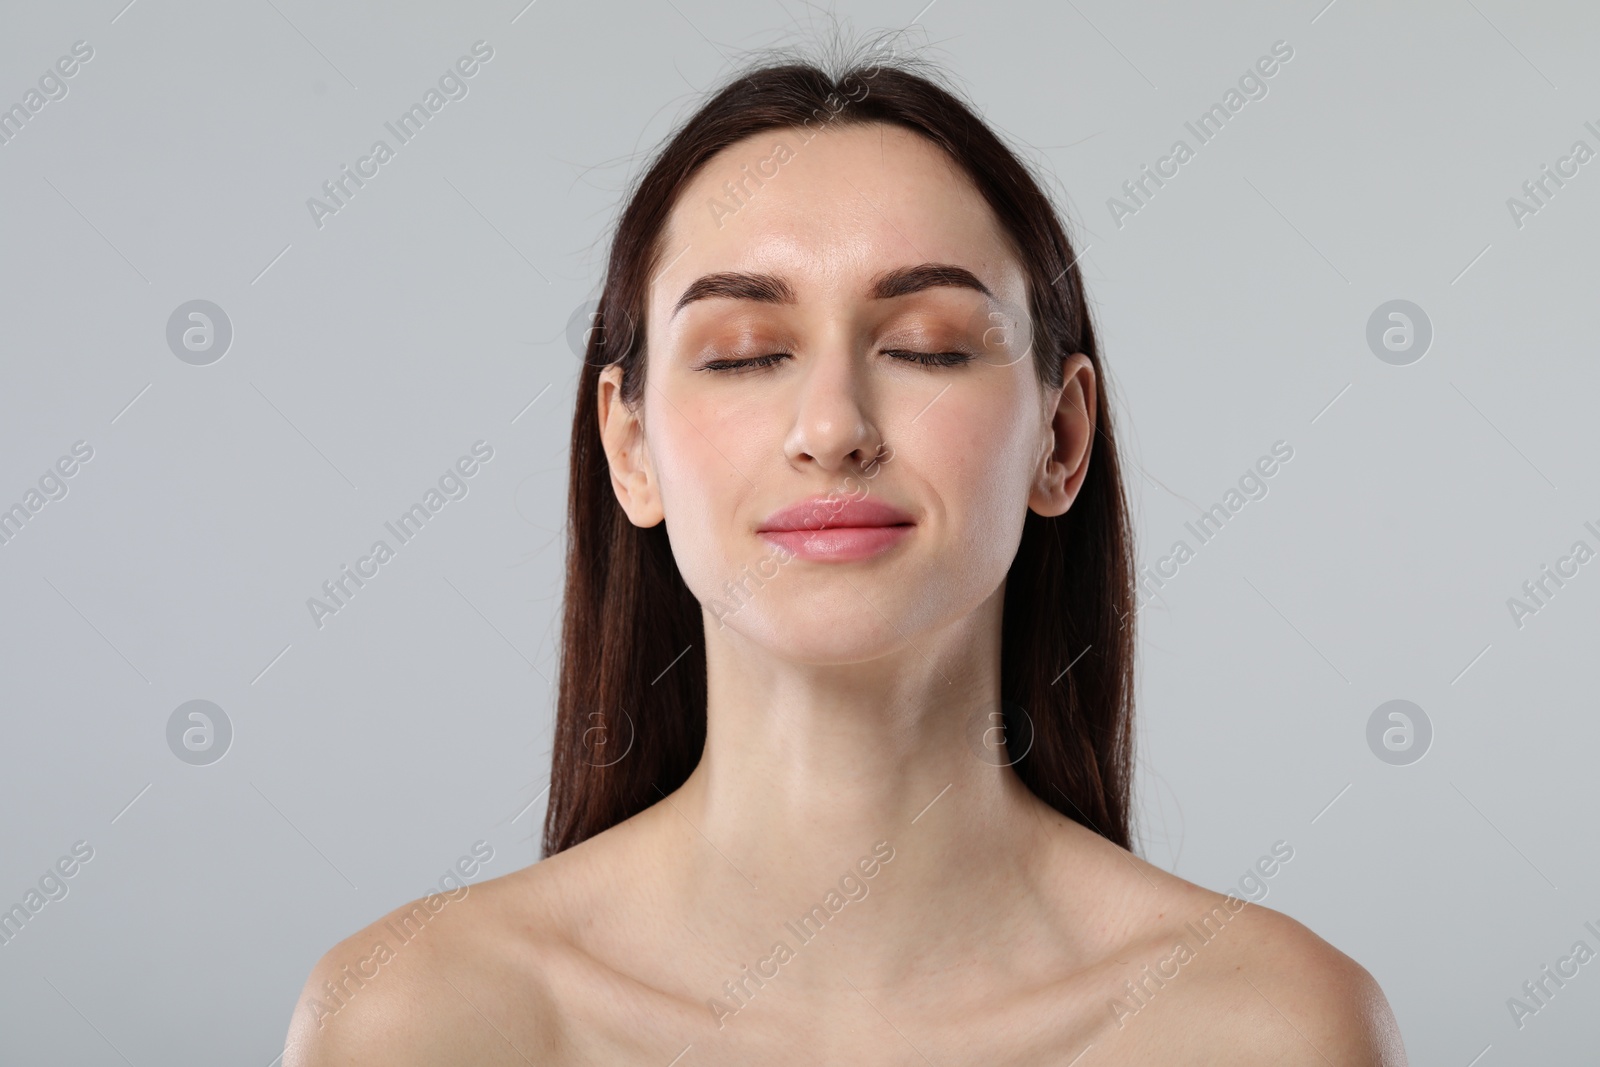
{"left": 660, "top": 583, "right": 1062, "bottom": 985}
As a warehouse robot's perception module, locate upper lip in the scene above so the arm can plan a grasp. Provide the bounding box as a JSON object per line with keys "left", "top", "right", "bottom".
{"left": 758, "top": 496, "right": 915, "bottom": 532}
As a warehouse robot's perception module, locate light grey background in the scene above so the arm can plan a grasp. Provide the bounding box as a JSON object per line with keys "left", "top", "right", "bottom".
{"left": 1, "top": 0, "right": 1596, "bottom": 1062}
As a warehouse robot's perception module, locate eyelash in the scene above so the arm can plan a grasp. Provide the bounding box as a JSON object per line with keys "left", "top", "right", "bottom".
{"left": 698, "top": 350, "right": 973, "bottom": 372}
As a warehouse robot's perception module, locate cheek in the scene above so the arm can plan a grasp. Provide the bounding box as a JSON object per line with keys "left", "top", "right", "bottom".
{"left": 911, "top": 378, "right": 1039, "bottom": 523}
{"left": 644, "top": 388, "right": 768, "bottom": 589}
{"left": 651, "top": 386, "right": 776, "bottom": 501}
{"left": 905, "top": 383, "right": 1039, "bottom": 589}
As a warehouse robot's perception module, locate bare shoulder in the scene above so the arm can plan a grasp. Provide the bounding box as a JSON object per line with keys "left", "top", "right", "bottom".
{"left": 282, "top": 863, "right": 573, "bottom": 1067}
{"left": 1101, "top": 867, "right": 1408, "bottom": 1065}
{"left": 1032, "top": 817, "right": 1406, "bottom": 1064}
{"left": 1187, "top": 888, "right": 1407, "bottom": 1064}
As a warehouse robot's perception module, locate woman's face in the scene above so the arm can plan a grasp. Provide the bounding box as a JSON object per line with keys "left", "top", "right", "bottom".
{"left": 599, "top": 121, "right": 1094, "bottom": 664}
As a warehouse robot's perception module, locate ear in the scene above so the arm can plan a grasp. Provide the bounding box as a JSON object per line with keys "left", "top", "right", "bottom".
{"left": 597, "top": 364, "right": 664, "bottom": 527}
{"left": 1028, "top": 352, "right": 1096, "bottom": 518}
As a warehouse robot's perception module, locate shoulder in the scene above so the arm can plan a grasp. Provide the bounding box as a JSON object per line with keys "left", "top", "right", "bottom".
{"left": 281, "top": 868, "right": 569, "bottom": 1066}
{"left": 1112, "top": 881, "right": 1408, "bottom": 1065}
{"left": 1032, "top": 819, "right": 1405, "bottom": 1063}
{"left": 1212, "top": 895, "right": 1408, "bottom": 1066}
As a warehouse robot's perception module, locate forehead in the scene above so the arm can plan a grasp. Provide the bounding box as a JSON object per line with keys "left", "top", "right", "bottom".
{"left": 653, "top": 122, "right": 1025, "bottom": 316}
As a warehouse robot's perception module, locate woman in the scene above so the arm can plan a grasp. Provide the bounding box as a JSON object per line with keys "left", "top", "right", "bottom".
{"left": 286, "top": 37, "right": 1406, "bottom": 1065}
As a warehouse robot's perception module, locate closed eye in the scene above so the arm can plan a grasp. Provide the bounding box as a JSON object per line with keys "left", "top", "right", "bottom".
{"left": 883, "top": 349, "right": 974, "bottom": 367}
{"left": 697, "top": 350, "right": 973, "bottom": 372}
{"left": 696, "top": 353, "right": 790, "bottom": 372}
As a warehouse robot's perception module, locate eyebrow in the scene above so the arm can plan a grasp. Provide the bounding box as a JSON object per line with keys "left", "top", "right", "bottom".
{"left": 669, "top": 262, "right": 993, "bottom": 319}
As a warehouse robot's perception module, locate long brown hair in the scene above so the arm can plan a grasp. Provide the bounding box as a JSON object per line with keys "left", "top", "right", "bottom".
{"left": 544, "top": 34, "right": 1137, "bottom": 857}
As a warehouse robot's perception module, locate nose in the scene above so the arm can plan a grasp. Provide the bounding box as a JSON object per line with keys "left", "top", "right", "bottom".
{"left": 782, "top": 344, "right": 885, "bottom": 474}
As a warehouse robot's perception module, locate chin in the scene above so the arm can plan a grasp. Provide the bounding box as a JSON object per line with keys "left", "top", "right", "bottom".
{"left": 710, "top": 587, "right": 927, "bottom": 665}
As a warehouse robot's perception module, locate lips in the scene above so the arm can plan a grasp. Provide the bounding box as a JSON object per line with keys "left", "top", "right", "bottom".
{"left": 758, "top": 497, "right": 915, "bottom": 532}
{"left": 756, "top": 496, "right": 915, "bottom": 562}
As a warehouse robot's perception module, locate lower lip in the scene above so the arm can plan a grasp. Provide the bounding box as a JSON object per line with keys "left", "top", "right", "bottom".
{"left": 757, "top": 525, "right": 913, "bottom": 562}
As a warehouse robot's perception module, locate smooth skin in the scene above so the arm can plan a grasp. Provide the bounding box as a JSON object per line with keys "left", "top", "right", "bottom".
{"left": 284, "top": 123, "right": 1407, "bottom": 1065}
